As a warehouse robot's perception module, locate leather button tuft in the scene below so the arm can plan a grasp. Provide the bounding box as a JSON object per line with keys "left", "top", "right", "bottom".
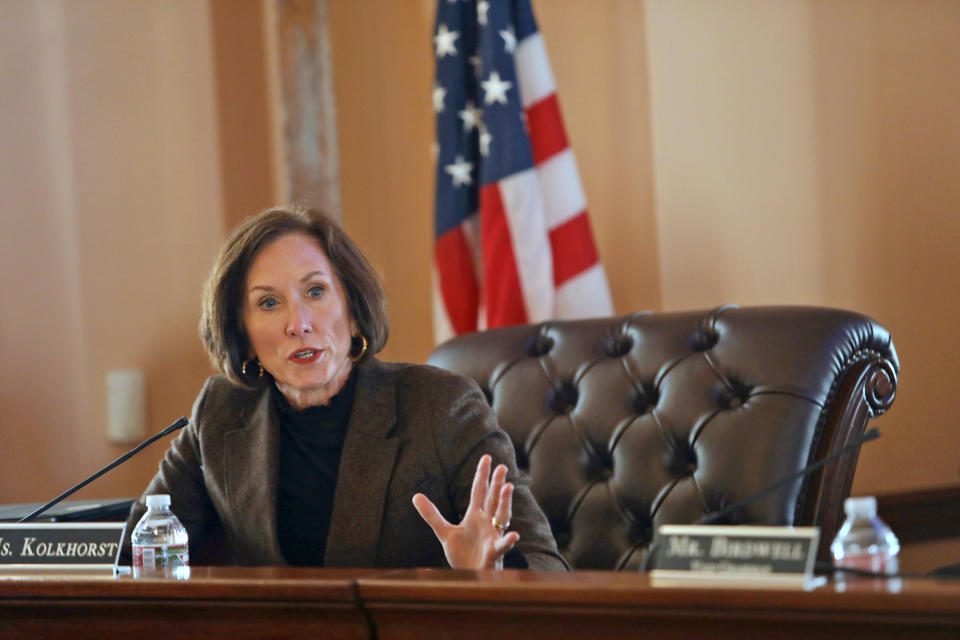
{"left": 525, "top": 331, "right": 555, "bottom": 357}
{"left": 718, "top": 378, "right": 753, "bottom": 409}
{"left": 606, "top": 335, "right": 634, "bottom": 357}
{"left": 691, "top": 317, "right": 720, "bottom": 351}
{"left": 549, "top": 381, "right": 579, "bottom": 414}
{"left": 628, "top": 518, "right": 653, "bottom": 546}
{"left": 667, "top": 443, "right": 698, "bottom": 478}
{"left": 691, "top": 328, "right": 719, "bottom": 351}
{"left": 585, "top": 452, "right": 614, "bottom": 482}
{"left": 632, "top": 382, "right": 659, "bottom": 414}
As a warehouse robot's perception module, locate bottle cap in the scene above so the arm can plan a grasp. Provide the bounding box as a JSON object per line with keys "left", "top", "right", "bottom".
{"left": 145, "top": 494, "right": 171, "bottom": 509}
{"left": 843, "top": 495, "right": 877, "bottom": 517}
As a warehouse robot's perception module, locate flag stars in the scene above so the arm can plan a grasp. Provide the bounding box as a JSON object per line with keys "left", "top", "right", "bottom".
{"left": 481, "top": 71, "right": 513, "bottom": 105}
{"left": 477, "top": 1, "right": 490, "bottom": 26}
{"left": 479, "top": 128, "right": 493, "bottom": 157}
{"left": 445, "top": 155, "right": 474, "bottom": 188}
{"left": 458, "top": 101, "right": 483, "bottom": 132}
{"left": 434, "top": 24, "right": 459, "bottom": 58}
{"left": 432, "top": 83, "right": 447, "bottom": 113}
{"left": 500, "top": 26, "right": 516, "bottom": 53}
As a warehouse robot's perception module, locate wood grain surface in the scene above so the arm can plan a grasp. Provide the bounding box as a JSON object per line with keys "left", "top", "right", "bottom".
{"left": 3, "top": 567, "right": 959, "bottom": 639}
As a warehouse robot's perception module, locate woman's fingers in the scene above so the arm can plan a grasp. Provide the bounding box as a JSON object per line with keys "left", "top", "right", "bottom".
{"left": 412, "top": 493, "right": 453, "bottom": 541}
{"left": 493, "top": 481, "right": 514, "bottom": 534}
{"left": 493, "top": 531, "right": 520, "bottom": 555}
{"left": 415, "top": 462, "right": 522, "bottom": 570}
{"left": 419, "top": 455, "right": 520, "bottom": 569}
{"left": 483, "top": 463, "right": 508, "bottom": 514}
{"left": 468, "top": 455, "right": 492, "bottom": 512}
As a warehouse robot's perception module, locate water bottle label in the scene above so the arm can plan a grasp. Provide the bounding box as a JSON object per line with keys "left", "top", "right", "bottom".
{"left": 133, "top": 544, "right": 189, "bottom": 568}
{"left": 835, "top": 551, "right": 897, "bottom": 575}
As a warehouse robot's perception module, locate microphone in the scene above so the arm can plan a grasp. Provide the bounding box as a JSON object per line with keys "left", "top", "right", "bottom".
{"left": 18, "top": 416, "right": 189, "bottom": 523}
{"left": 641, "top": 427, "right": 881, "bottom": 570}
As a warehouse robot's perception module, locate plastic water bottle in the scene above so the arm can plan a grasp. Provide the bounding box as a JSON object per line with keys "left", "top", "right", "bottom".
{"left": 131, "top": 494, "right": 190, "bottom": 578}
{"left": 830, "top": 496, "right": 899, "bottom": 576}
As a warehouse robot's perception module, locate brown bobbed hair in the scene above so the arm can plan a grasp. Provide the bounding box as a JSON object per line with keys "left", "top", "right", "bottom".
{"left": 200, "top": 206, "right": 389, "bottom": 387}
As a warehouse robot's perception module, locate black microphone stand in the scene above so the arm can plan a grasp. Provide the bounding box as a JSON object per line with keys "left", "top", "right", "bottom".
{"left": 18, "top": 417, "right": 189, "bottom": 523}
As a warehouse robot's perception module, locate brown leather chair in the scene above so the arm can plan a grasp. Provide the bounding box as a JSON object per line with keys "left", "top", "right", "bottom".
{"left": 427, "top": 305, "right": 898, "bottom": 569}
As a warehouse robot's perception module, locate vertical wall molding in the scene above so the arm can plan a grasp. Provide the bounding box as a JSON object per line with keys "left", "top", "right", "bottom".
{"left": 273, "top": 0, "right": 341, "bottom": 218}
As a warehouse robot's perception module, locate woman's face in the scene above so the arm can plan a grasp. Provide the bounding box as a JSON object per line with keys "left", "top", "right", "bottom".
{"left": 242, "top": 232, "right": 356, "bottom": 408}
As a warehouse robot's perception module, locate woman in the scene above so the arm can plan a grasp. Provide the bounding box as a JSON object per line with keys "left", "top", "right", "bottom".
{"left": 123, "top": 206, "right": 567, "bottom": 570}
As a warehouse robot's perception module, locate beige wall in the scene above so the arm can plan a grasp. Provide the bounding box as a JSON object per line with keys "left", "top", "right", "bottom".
{"left": 1, "top": 0, "right": 957, "bottom": 526}
{"left": 645, "top": 0, "right": 960, "bottom": 494}
{"left": 327, "top": 0, "right": 438, "bottom": 365}
{"left": 0, "top": 1, "right": 225, "bottom": 502}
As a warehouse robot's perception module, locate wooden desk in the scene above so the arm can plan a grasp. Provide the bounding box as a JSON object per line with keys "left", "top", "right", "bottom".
{"left": 356, "top": 569, "right": 960, "bottom": 639}
{"left": 2, "top": 568, "right": 960, "bottom": 639}
{"left": 0, "top": 567, "right": 373, "bottom": 639}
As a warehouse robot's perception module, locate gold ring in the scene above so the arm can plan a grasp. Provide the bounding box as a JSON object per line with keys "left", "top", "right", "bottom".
{"left": 492, "top": 517, "right": 509, "bottom": 531}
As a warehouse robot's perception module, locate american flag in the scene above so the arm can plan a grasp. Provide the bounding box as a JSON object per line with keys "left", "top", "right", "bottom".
{"left": 432, "top": 0, "right": 613, "bottom": 340}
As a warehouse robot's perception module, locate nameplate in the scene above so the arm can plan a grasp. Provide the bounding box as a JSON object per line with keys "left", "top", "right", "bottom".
{"left": 650, "top": 525, "right": 823, "bottom": 588}
{"left": 0, "top": 523, "right": 125, "bottom": 571}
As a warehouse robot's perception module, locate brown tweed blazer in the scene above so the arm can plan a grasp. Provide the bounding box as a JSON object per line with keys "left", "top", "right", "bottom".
{"left": 122, "top": 358, "right": 567, "bottom": 570}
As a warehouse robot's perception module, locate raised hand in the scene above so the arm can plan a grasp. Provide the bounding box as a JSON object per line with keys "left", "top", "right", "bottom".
{"left": 412, "top": 454, "right": 520, "bottom": 569}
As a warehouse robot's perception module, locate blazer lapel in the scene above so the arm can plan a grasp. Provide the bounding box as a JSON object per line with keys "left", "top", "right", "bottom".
{"left": 325, "top": 360, "right": 399, "bottom": 567}
{"left": 222, "top": 386, "right": 285, "bottom": 564}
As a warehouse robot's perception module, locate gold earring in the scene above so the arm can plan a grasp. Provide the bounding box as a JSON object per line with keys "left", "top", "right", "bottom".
{"left": 349, "top": 334, "right": 368, "bottom": 362}
{"left": 242, "top": 358, "right": 264, "bottom": 378}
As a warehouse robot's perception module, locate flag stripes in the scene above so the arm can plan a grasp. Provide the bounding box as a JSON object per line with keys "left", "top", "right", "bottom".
{"left": 433, "top": 0, "right": 613, "bottom": 342}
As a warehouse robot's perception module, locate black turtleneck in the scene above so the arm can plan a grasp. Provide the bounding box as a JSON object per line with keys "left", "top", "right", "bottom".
{"left": 274, "top": 370, "right": 357, "bottom": 566}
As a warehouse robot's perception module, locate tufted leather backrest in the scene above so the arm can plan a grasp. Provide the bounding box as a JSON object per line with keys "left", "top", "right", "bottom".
{"left": 427, "top": 306, "right": 899, "bottom": 570}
